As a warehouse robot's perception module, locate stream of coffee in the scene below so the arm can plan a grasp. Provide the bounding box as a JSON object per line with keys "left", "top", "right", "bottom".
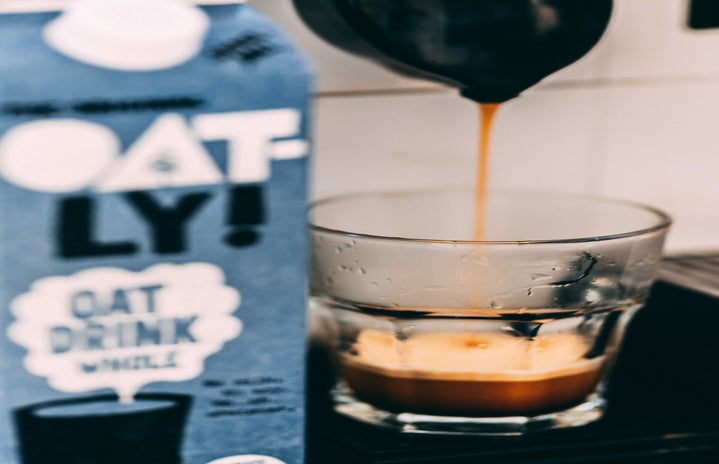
{"left": 473, "top": 103, "right": 501, "bottom": 241}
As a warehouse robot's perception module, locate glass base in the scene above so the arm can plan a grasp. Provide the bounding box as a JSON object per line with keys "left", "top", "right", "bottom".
{"left": 333, "top": 385, "right": 606, "bottom": 435}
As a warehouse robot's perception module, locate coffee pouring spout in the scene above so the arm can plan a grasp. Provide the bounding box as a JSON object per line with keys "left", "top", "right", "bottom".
{"left": 293, "top": 0, "right": 613, "bottom": 103}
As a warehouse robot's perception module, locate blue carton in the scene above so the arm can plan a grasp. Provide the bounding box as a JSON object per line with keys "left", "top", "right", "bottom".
{"left": 0, "top": 1, "right": 312, "bottom": 463}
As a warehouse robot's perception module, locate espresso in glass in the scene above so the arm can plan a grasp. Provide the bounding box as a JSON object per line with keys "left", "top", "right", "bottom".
{"left": 310, "top": 189, "right": 670, "bottom": 434}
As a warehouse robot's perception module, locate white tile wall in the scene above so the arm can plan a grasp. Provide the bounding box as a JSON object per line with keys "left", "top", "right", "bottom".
{"left": 599, "top": 0, "right": 719, "bottom": 80}
{"left": 311, "top": 86, "right": 606, "bottom": 197}
{"left": 256, "top": 0, "right": 719, "bottom": 253}
{"left": 598, "top": 82, "right": 719, "bottom": 252}
{"left": 311, "top": 91, "right": 475, "bottom": 198}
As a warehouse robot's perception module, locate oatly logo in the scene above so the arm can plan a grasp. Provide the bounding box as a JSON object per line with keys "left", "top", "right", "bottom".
{"left": 0, "top": 109, "right": 306, "bottom": 257}
{"left": 7, "top": 263, "right": 241, "bottom": 402}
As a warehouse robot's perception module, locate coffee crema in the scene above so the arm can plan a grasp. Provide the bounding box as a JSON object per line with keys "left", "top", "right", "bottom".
{"left": 341, "top": 330, "right": 603, "bottom": 416}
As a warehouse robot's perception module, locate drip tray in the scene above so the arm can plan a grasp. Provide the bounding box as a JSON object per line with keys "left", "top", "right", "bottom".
{"left": 307, "top": 254, "right": 719, "bottom": 463}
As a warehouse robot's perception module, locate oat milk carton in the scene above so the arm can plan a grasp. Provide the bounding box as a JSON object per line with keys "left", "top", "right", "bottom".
{"left": 0, "top": 1, "right": 312, "bottom": 462}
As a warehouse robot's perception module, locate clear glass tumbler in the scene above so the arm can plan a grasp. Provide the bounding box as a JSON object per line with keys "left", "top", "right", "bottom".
{"left": 309, "top": 189, "right": 671, "bottom": 435}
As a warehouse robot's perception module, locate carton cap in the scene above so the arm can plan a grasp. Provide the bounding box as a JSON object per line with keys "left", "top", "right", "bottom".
{"left": 43, "top": 0, "right": 211, "bottom": 71}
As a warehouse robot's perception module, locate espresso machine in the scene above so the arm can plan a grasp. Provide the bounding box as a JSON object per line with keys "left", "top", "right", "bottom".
{"left": 292, "top": 0, "right": 612, "bottom": 102}
{"left": 290, "top": 1, "right": 719, "bottom": 462}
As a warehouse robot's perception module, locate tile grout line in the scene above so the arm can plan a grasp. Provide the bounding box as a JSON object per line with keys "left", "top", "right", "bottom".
{"left": 315, "top": 73, "right": 719, "bottom": 99}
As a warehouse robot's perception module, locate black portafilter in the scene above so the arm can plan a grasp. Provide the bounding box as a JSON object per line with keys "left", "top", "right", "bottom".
{"left": 292, "top": 0, "right": 613, "bottom": 103}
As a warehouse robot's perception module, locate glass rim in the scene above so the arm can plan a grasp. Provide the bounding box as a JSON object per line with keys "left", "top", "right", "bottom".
{"left": 308, "top": 188, "right": 673, "bottom": 245}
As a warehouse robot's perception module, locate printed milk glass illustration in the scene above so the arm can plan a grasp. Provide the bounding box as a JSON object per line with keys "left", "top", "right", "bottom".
{"left": 9, "top": 264, "right": 240, "bottom": 463}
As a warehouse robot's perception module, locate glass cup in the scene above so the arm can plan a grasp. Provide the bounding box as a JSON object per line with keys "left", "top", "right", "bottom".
{"left": 309, "top": 189, "right": 671, "bottom": 435}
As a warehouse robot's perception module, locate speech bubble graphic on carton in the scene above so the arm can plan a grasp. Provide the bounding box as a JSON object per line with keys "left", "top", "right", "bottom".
{"left": 8, "top": 263, "right": 241, "bottom": 402}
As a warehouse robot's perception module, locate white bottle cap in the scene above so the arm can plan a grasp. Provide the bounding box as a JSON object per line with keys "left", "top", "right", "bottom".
{"left": 43, "top": 0, "right": 211, "bottom": 71}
